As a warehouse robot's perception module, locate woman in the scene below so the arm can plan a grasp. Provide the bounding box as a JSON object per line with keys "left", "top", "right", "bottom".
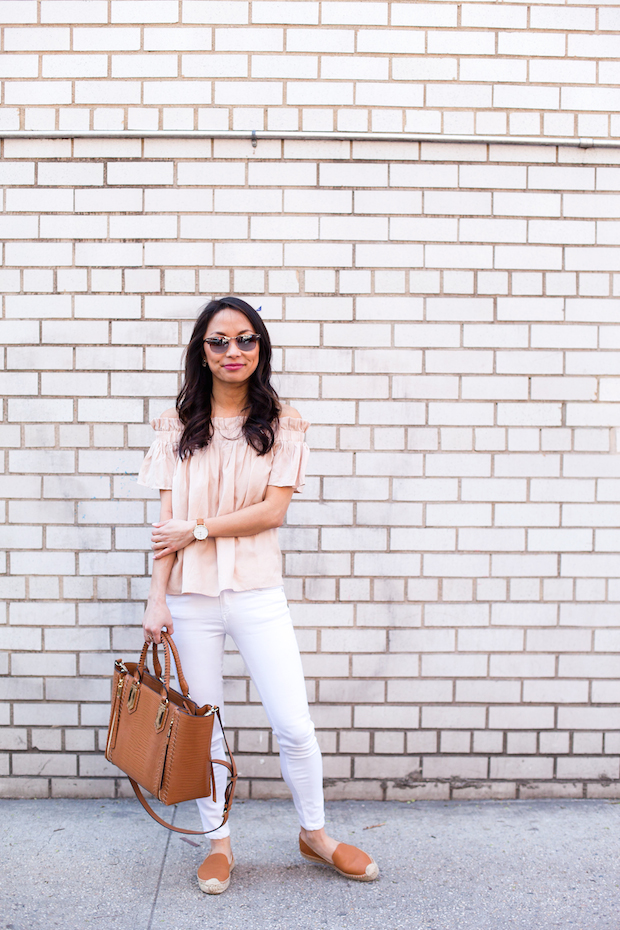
{"left": 138, "top": 296, "right": 379, "bottom": 894}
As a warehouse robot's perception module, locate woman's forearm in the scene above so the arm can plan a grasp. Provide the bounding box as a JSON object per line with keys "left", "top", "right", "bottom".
{"left": 153, "top": 501, "right": 283, "bottom": 560}
{"left": 148, "top": 550, "right": 176, "bottom": 599}
{"left": 144, "top": 548, "right": 176, "bottom": 643}
{"left": 206, "top": 494, "right": 290, "bottom": 538}
{"left": 149, "top": 489, "right": 177, "bottom": 585}
{"left": 151, "top": 486, "right": 294, "bottom": 559}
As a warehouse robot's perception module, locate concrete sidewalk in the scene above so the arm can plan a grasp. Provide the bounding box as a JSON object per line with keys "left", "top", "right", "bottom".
{"left": 3, "top": 797, "right": 619, "bottom": 930}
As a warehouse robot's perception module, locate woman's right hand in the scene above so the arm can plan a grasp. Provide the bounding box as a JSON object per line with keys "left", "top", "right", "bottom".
{"left": 142, "top": 598, "right": 174, "bottom": 645}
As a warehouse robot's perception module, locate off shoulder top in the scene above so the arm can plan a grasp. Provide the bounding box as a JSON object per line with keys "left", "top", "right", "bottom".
{"left": 137, "top": 415, "right": 310, "bottom": 597}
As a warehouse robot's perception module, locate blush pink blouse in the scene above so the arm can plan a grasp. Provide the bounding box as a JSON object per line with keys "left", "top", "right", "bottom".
{"left": 137, "top": 415, "right": 310, "bottom": 597}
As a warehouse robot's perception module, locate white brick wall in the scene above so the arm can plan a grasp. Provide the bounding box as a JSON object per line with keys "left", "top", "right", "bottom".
{"left": 1, "top": 1, "right": 620, "bottom": 139}
{"left": 1, "top": 2, "right": 619, "bottom": 803}
{"left": 0, "top": 138, "right": 617, "bottom": 801}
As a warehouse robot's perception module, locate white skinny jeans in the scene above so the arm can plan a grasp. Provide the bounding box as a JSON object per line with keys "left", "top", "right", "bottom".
{"left": 167, "top": 586, "right": 325, "bottom": 839}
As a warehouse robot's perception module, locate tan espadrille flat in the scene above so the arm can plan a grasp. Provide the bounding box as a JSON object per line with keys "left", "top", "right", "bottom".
{"left": 197, "top": 853, "right": 235, "bottom": 894}
{"left": 299, "top": 836, "right": 379, "bottom": 882}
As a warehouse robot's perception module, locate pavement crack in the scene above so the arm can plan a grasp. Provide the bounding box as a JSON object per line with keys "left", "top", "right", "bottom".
{"left": 146, "top": 804, "right": 176, "bottom": 930}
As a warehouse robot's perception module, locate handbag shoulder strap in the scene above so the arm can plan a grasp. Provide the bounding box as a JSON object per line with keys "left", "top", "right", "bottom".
{"left": 129, "top": 708, "right": 238, "bottom": 836}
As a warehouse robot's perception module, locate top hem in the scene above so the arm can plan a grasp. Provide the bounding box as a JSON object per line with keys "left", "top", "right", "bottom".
{"left": 166, "top": 581, "right": 285, "bottom": 598}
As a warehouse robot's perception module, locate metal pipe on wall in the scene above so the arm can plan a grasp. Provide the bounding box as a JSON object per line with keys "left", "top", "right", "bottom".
{"left": 0, "top": 129, "right": 617, "bottom": 148}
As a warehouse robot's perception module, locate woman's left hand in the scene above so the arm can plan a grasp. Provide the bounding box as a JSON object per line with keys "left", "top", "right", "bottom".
{"left": 151, "top": 519, "right": 195, "bottom": 559}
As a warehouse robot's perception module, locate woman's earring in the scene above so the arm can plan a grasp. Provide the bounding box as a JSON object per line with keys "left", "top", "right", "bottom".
{"left": 201, "top": 357, "right": 207, "bottom": 367}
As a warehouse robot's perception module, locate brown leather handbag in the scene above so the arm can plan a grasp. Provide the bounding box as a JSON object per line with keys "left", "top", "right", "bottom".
{"left": 105, "top": 630, "right": 237, "bottom": 835}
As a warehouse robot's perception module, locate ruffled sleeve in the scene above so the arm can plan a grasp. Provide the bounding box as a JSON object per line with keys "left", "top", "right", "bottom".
{"left": 137, "top": 417, "right": 183, "bottom": 490}
{"left": 268, "top": 416, "right": 310, "bottom": 493}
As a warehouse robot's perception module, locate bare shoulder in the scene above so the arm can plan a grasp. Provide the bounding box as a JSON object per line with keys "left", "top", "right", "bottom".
{"left": 280, "top": 404, "right": 302, "bottom": 419}
{"left": 160, "top": 407, "right": 178, "bottom": 418}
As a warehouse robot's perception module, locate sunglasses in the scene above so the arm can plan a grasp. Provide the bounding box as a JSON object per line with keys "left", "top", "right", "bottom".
{"left": 203, "top": 334, "right": 261, "bottom": 354}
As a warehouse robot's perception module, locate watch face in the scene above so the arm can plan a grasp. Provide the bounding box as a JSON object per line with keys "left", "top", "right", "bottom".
{"left": 193, "top": 524, "right": 208, "bottom": 540}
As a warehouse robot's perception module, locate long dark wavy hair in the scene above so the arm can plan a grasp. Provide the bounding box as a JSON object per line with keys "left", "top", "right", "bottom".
{"left": 176, "top": 296, "right": 281, "bottom": 459}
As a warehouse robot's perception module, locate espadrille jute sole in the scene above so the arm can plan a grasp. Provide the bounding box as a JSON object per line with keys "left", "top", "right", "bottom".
{"left": 197, "top": 855, "right": 235, "bottom": 894}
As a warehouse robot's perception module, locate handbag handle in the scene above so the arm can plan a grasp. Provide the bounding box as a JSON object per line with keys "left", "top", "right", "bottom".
{"left": 128, "top": 707, "right": 238, "bottom": 835}
{"left": 148, "top": 632, "right": 190, "bottom": 697}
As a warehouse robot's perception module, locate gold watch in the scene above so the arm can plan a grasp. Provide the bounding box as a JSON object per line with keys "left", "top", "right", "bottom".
{"left": 193, "top": 518, "right": 208, "bottom": 541}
